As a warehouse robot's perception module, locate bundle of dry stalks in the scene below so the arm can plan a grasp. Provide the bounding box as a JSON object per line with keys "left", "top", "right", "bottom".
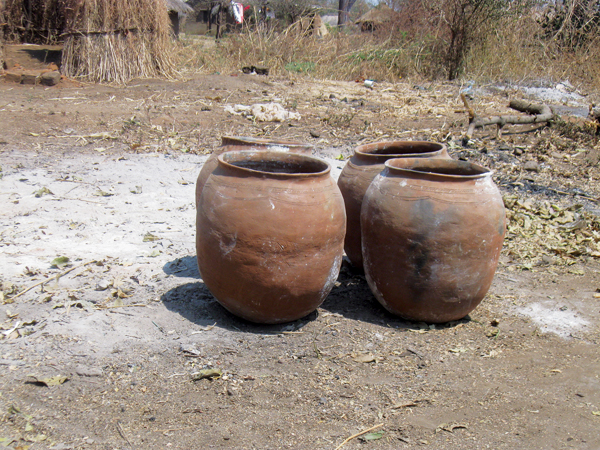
{"left": 61, "top": 0, "right": 176, "bottom": 83}
{"left": 1, "top": 0, "right": 5, "bottom": 67}
{"left": 2, "top": 0, "right": 64, "bottom": 43}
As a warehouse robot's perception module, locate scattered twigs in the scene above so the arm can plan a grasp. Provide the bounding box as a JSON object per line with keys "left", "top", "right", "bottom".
{"left": 116, "top": 421, "right": 134, "bottom": 449}
{"left": 9, "top": 260, "right": 97, "bottom": 301}
{"left": 190, "top": 322, "right": 217, "bottom": 334}
{"left": 334, "top": 423, "right": 384, "bottom": 450}
{"left": 460, "top": 93, "right": 475, "bottom": 121}
{"left": 100, "top": 303, "right": 150, "bottom": 309}
{"left": 463, "top": 97, "right": 554, "bottom": 141}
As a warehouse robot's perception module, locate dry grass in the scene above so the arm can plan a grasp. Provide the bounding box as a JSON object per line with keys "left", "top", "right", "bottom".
{"left": 177, "top": 24, "right": 423, "bottom": 82}
{"left": 0, "top": 0, "right": 4, "bottom": 68}
{"left": 1, "top": 0, "right": 64, "bottom": 44}
{"left": 1, "top": 0, "right": 176, "bottom": 83}
{"left": 176, "top": 13, "right": 600, "bottom": 92}
{"left": 466, "top": 15, "right": 600, "bottom": 92}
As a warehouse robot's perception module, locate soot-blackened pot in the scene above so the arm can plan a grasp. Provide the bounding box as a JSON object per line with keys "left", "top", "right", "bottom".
{"left": 337, "top": 141, "right": 449, "bottom": 270}
{"left": 361, "top": 157, "right": 505, "bottom": 323}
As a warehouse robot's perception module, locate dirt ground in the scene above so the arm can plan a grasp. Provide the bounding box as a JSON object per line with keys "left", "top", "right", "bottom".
{"left": 1, "top": 53, "right": 600, "bottom": 449}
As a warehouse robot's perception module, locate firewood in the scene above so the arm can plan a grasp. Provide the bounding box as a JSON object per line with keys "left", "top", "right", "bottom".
{"left": 462, "top": 96, "right": 554, "bottom": 142}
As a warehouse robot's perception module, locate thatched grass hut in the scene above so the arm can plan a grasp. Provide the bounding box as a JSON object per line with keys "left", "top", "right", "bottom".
{"left": 355, "top": 4, "right": 397, "bottom": 32}
{"left": 1, "top": 0, "right": 177, "bottom": 83}
{"left": 166, "top": 0, "right": 192, "bottom": 38}
{"left": 0, "top": 0, "right": 5, "bottom": 69}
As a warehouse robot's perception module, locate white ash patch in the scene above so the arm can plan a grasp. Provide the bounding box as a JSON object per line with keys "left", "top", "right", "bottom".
{"left": 516, "top": 301, "right": 589, "bottom": 338}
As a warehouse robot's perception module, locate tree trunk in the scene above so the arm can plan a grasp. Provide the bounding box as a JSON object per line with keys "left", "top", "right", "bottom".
{"left": 338, "top": 0, "right": 357, "bottom": 26}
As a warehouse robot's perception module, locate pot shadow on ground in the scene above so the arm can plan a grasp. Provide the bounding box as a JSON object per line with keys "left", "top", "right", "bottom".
{"left": 320, "top": 262, "right": 473, "bottom": 331}
{"left": 160, "top": 256, "right": 471, "bottom": 333}
{"left": 160, "top": 281, "right": 319, "bottom": 334}
{"left": 161, "top": 255, "right": 319, "bottom": 334}
{"left": 163, "top": 255, "right": 201, "bottom": 279}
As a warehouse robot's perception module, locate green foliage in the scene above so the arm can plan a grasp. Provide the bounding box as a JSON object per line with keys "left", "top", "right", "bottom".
{"left": 284, "top": 61, "right": 316, "bottom": 73}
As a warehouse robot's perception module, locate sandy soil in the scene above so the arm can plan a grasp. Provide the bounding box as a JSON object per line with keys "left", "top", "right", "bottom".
{"left": 1, "top": 64, "right": 600, "bottom": 450}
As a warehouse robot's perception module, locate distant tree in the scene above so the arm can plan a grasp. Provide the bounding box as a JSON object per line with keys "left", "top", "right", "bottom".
{"left": 399, "top": 0, "right": 522, "bottom": 80}
{"left": 338, "top": 0, "right": 358, "bottom": 26}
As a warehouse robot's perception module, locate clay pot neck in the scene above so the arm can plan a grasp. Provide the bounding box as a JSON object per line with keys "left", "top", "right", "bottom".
{"left": 220, "top": 136, "right": 313, "bottom": 153}
{"left": 355, "top": 141, "right": 447, "bottom": 163}
{"left": 384, "top": 158, "right": 491, "bottom": 181}
{"left": 217, "top": 150, "right": 331, "bottom": 179}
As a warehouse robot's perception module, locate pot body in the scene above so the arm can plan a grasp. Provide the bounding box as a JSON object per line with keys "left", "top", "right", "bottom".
{"left": 196, "top": 150, "right": 346, "bottom": 324}
{"left": 337, "top": 141, "right": 450, "bottom": 270}
{"left": 195, "top": 136, "right": 313, "bottom": 209}
{"left": 361, "top": 158, "right": 505, "bottom": 323}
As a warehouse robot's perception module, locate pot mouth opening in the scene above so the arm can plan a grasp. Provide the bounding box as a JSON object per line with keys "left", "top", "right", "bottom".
{"left": 222, "top": 135, "right": 313, "bottom": 150}
{"left": 385, "top": 158, "right": 491, "bottom": 178}
{"left": 357, "top": 141, "right": 444, "bottom": 157}
{"left": 219, "top": 150, "right": 330, "bottom": 176}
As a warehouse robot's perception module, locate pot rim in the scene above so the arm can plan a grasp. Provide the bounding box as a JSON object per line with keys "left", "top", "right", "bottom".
{"left": 355, "top": 140, "right": 447, "bottom": 160}
{"left": 222, "top": 135, "right": 314, "bottom": 150}
{"left": 217, "top": 150, "right": 331, "bottom": 178}
{"left": 384, "top": 157, "right": 493, "bottom": 179}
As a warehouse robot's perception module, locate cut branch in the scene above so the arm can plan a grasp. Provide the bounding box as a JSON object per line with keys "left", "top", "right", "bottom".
{"left": 464, "top": 99, "right": 554, "bottom": 141}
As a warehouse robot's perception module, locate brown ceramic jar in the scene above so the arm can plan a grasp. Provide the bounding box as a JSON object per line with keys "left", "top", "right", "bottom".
{"left": 195, "top": 136, "right": 313, "bottom": 209}
{"left": 337, "top": 141, "right": 450, "bottom": 270}
{"left": 196, "top": 150, "right": 346, "bottom": 324}
{"left": 361, "top": 158, "right": 505, "bottom": 323}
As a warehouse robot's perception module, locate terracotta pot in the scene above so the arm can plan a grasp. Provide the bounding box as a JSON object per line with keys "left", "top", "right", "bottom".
{"left": 361, "top": 158, "right": 505, "bottom": 323}
{"left": 337, "top": 141, "right": 450, "bottom": 270}
{"left": 196, "top": 150, "right": 346, "bottom": 324}
{"left": 195, "top": 136, "right": 313, "bottom": 209}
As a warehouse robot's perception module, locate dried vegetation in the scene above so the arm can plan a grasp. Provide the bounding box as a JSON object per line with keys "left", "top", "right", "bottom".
{"left": 60, "top": 0, "right": 176, "bottom": 83}
{"left": 1, "top": 0, "right": 176, "bottom": 83}
{"left": 177, "top": 0, "right": 600, "bottom": 92}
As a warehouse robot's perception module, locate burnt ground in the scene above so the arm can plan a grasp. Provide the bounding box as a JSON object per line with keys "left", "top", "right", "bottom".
{"left": 1, "top": 58, "right": 600, "bottom": 449}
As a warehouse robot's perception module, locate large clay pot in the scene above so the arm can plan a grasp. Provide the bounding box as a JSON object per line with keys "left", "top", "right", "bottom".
{"left": 196, "top": 150, "right": 346, "bottom": 324}
{"left": 337, "top": 141, "right": 450, "bottom": 270}
{"left": 361, "top": 158, "right": 505, "bottom": 323}
{"left": 195, "top": 136, "right": 313, "bottom": 208}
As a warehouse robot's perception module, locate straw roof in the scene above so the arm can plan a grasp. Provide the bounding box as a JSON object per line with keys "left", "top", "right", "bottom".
{"left": 166, "top": 0, "right": 193, "bottom": 15}
{"left": 355, "top": 4, "right": 396, "bottom": 25}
